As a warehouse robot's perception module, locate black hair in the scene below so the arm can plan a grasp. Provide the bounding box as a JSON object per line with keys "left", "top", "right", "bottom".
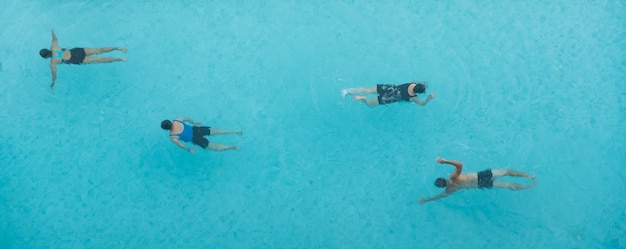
{"left": 161, "top": 120, "right": 172, "bottom": 130}
{"left": 434, "top": 178, "right": 447, "bottom": 188}
{"left": 39, "top": 49, "right": 52, "bottom": 58}
{"left": 414, "top": 82, "right": 427, "bottom": 94}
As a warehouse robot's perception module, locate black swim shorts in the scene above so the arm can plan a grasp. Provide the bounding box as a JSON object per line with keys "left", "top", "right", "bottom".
{"left": 376, "top": 84, "right": 403, "bottom": 105}
{"left": 477, "top": 169, "right": 493, "bottom": 188}
{"left": 191, "top": 126, "right": 212, "bottom": 148}
{"left": 65, "top": 48, "right": 86, "bottom": 64}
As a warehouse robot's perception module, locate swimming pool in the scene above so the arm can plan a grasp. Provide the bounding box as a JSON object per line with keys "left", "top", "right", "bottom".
{"left": 1, "top": 0, "right": 625, "bottom": 248}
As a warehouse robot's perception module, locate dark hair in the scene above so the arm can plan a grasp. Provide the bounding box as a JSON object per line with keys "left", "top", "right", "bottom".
{"left": 414, "top": 82, "right": 427, "bottom": 94}
{"left": 160, "top": 120, "right": 172, "bottom": 130}
{"left": 39, "top": 49, "right": 52, "bottom": 58}
{"left": 434, "top": 178, "right": 447, "bottom": 188}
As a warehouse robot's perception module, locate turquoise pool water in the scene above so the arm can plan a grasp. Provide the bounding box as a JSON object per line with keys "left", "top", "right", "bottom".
{"left": 1, "top": 0, "right": 625, "bottom": 248}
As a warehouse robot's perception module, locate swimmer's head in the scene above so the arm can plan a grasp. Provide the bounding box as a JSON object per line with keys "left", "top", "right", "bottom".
{"left": 434, "top": 178, "right": 447, "bottom": 188}
{"left": 161, "top": 120, "right": 172, "bottom": 130}
{"left": 39, "top": 49, "right": 52, "bottom": 58}
{"left": 414, "top": 82, "right": 427, "bottom": 94}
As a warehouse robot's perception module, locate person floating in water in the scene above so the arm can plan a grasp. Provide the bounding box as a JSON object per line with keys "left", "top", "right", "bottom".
{"left": 341, "top": 82, "right": 435, "bottom": 107}
{"left": 39, "top": 28, "right": 127, "bottom": 91}
{"left": 419, "top": 157, "right": 536, "bottom": 205}
{"left": 161, "top": 117, "right": 242, "bottom": 153}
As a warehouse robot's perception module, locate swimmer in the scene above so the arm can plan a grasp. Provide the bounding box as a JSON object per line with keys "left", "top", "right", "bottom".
{"left": 161, "top": 117, "right": 242, "bottom": 152}
{"left": 39, "top": 28, "right": 127, "bottom": 92}
{"left": 341, "top": 82, "right": 435, "bottom": 107}
{"left": 419, "top": 157, "right": 536, "bottom": 205}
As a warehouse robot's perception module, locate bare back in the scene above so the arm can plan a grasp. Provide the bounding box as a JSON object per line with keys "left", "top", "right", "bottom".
{"left": 448, "top": 172, "right": 479, "bottom": 190}
{"left": 169, "top": 121, "right": 184, "bottom": 136}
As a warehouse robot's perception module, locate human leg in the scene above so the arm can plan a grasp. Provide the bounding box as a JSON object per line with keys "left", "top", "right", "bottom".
{"left": 493, "top": 180, "right": 536, "bottom": 190}
{"left": 192, "top": 134, "right": 239, "bottom": 152}
{"left": 353, "top": 96, "right": 379, "bottom": 107}
{"left": 491, "top": 169, "right": 537, "bottom": 190}
{"left": 492, "top": 169, "right": 534, "bottom": 180}
{"left": 192, "top": 127, "right": 240, "bottom": 151}
{"left": 207, "top": 143, "right": 240, "bottom": 151}
{"left": 209, "top": 128, "right": 242, "bottom": 136}
{"left": 82, "top": 57, "right": 127, "bottom": 64}
{"left": 342, "top": 86, "right": 377, "bottom": 97}
{"left": 84, "top": 47, "right": 127, "bottom": 55}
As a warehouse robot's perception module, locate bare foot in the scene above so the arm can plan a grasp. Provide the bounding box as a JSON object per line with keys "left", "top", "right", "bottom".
{"left": 235, "top": 131, "right": 243, "bottom": 136}
{"left": 527, "top": 174, "right": 536, "bottom": 180}
{"left": 510, "top": 183, "right": 526, "bottom": 190}
{"left": 527, "top": 180, "right": 537, "bottom": 188}
{"left": 120, "top": 57, "right": 128, "bottom": 62}
{"left": 436, "top": 157, "right": 445, "bottom": 163}
{"left": 353, "top": 96, "right": 366, "bottom": 101}
{"left": 118, "top": 47, "right": 127, "bottom": 53}
{"left": 341, "top": 89, "right": 349, "bottom": 98}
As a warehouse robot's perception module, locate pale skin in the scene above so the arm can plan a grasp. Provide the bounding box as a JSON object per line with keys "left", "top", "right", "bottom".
{"left": 169, "top": 117, "right": 242, "bottom": 153}
{"left": 419, "top": 157, "right": 536, "bottom": 205}
{"left": 342, "top": 83, "right": 435, "bottom": 107}
{"left": 47, "top": 28, "right": 127, "bottom": 92}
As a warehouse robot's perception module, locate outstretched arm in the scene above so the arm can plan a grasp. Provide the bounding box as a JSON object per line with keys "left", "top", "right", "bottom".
{"left": 419, "top": 191, "right": 450, "bottom": 205}
{"left": 437, "top": 157, "right": 463, "bottom": 179}
{"left": 176, "top": 117, "right": 201, "bottom": 126}
{"left": 170, "top": 137, "right": 196, "bottom": 153}
{"left": 50, "top": 63, "right": 57, "bottom": 92}
{"left": 410, "top": 93, "right": 435, "bottom": 106}
{"left": 51, "top": 28, "right": 60, "bottom": 50}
